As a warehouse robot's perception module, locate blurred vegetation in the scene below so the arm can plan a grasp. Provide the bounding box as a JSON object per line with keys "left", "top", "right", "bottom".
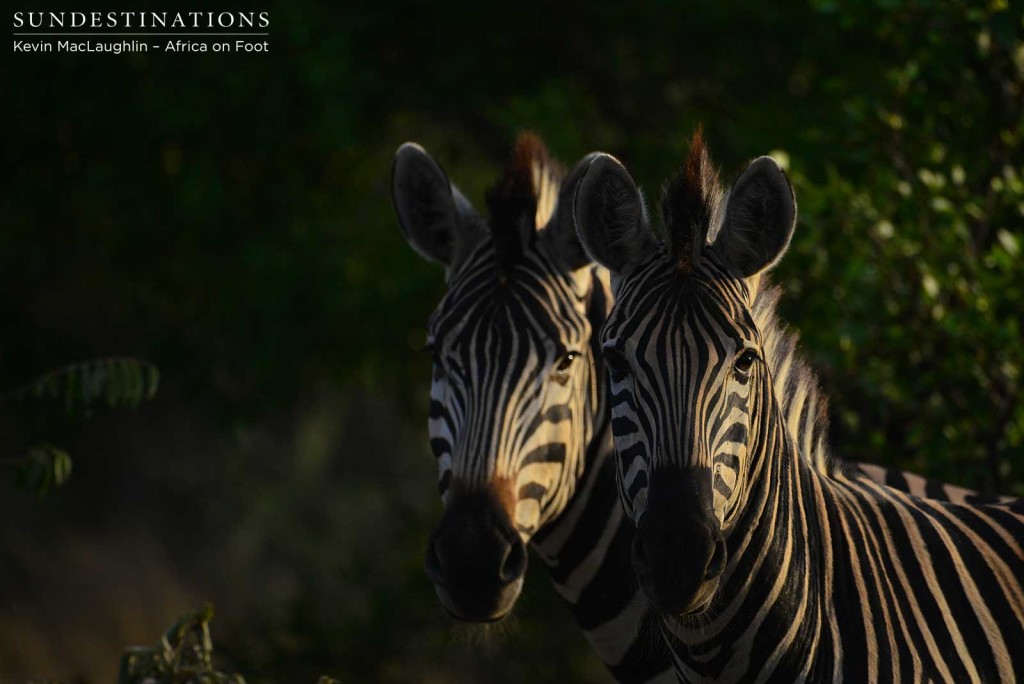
{"left": 119, "top": 604, "right": 245, "bottom": 684}
{"left": 1, "top": 0, "right": 1021, "bottom": 682}
{"left": 779, "top": 1, "right": 1024, "bottom": 493}
{"left": 1, "top": 357, "right": 158, "bottom": 497}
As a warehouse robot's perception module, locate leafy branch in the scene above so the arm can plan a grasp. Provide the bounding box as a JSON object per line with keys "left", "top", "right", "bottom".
{"left": 0, "top": 356, "right": 160, "bottom": 412}
{"left": 1, "top": 356, "right": 159, "bottom": 497}
{"left": 117, "top": 603, "right": 342, "bottom": 684}
{"left": 119, "top": 604, "right": 245, "bottom": 684}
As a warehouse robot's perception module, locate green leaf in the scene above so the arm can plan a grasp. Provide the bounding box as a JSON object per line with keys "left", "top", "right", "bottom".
{"left": 12, "top": 443, "right": 74, "bottom": 497}
{"left": 3, "top": 357, "right": 160, "bottom": 413}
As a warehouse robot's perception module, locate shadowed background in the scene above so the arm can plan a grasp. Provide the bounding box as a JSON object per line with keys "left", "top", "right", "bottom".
{"left": 1, "top": 1, "right": 1022, "bottom": 681}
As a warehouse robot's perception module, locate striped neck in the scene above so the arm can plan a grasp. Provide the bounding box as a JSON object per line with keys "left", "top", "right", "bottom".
{"left": 751, "top": 283, "right": 835, "bottom": 475}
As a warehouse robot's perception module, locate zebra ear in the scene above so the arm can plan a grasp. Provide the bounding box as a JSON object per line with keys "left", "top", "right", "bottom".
{"left": 572, "top": 154, "right": 655, "bottom": 275}
{"left": 392, "top": 142, "right": 472, "bottom": 266}
{"left": 715, "top": 156, "right": 797, "bottom": 278}
{"left": 544, "top": 152, "right": 602, "bottom": 271}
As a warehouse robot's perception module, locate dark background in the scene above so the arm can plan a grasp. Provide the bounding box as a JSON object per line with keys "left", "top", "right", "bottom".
{"left": 2, "top": 1, "right": 1022, "bottom": 681}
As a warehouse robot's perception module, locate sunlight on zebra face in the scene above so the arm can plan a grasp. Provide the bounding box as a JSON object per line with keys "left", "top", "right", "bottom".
{"left": 601, "top": 258, "right": 759, "bottom": 527}
{"left": 425, "top": 247, "right": 597, "bottom": 532}
{"left": 392, "top": 135, "right": 604, "bottom": 621}
{"left": 574, "top": 133, "right": 796, "bottom": 617}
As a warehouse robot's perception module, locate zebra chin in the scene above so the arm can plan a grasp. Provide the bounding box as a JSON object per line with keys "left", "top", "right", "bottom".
{"left": 632, "top": 527, "right": 723, "bottom": 616}
{"left": 431, "top": 577, "right": 525, "bottom": 623}
{"left": 635, "top": 566, "right": 720, "bottom": 617}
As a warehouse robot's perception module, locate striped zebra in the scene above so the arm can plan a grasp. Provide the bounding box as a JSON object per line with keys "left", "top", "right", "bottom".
{"left": 572, "top": 132, "right": 1024, "bottom": 682}
{"left": 392, "top": 133, "right": 675, "bottom": 682}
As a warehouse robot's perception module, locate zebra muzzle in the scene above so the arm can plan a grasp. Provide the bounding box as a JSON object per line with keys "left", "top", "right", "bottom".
{"left": 633, "top": 468, "right": 726, "bottom": 615}
{"left": 424, "top": 489, "right": 528, "bottom": 622}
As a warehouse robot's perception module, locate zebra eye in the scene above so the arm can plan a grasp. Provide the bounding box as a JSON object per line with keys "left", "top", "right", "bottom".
{"left": 552, "top": 351, "right": 578, "bottom": 385}
{"left": 734, "top": 349, "right": 758, "bottom": 378}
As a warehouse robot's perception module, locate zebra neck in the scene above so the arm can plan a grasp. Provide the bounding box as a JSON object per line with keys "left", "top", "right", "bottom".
{"left": 531, "top": 408, "right": 667, "bottom": 673}
{"left": 661, "top": 380, "right": 1024, "bottom": 682}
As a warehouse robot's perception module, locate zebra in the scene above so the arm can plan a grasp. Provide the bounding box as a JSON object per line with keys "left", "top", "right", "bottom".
{"left": 392, "top": 133, "right": 1007, "bottom": 681}
{"left": 571, "top": 131, "right": 1024, "bottom": 682}
{"left": 392, "top": 133, "right": 675, "bottom": 682}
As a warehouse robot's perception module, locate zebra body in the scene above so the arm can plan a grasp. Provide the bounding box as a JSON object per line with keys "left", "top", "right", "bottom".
{"left": 393, "top": 135, "right": 673, "bottom": 682}
{"left": 572, "top": 133, "right": 1024, "bottom": 682}
{"left": 854, "top": 462, "right": 1016, "bottom": 508}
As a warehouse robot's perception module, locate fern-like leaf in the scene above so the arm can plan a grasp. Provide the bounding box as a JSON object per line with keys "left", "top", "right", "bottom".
{"left": 5, "top": 357, "right": 160, "bottom": 413}
{"left": 14, "top": 443, "right": 72, "bottom": 498}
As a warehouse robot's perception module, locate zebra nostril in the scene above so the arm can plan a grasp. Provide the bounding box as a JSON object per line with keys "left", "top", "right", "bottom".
{"left": 705, "top": 537, "right": 726, "bottom": 580}
{"left": 499, "top": 540, "right": 527, "bottom": 584}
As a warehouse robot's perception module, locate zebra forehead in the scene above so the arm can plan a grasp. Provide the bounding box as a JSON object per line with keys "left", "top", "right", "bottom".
{"left": 606, "top": 254, "right": 755, "bottom": 343}
{"left": 431, "top": 253, "right": 590, "bottom": 343}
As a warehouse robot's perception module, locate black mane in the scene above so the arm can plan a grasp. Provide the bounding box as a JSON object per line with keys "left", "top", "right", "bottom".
{"left": 485, "top": 132, "right": 564, "bottom": 273}
{"left": 659, "top": 129, "right": 724, "bottom": 273}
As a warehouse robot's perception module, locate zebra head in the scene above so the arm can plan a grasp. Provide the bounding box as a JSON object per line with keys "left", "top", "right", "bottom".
{"left": 573, "top": 133, "right": 796, "bottom": 617}
{"left": 392, "top": 135, "right": 607, "bottom": 621}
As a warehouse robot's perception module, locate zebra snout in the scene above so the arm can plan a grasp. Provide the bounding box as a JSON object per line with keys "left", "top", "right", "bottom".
{"left": 424, "top": 491, "right": 527, "bottom": 622}
{"left": 633, "top": 468, "right": 726, "bottom": 615}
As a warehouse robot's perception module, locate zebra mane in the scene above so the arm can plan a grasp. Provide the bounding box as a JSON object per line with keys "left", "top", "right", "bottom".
{"left": 751, "top": 284, "right": 837, "bottom": 475}
{"left": 660, "top": 129, "right": 724, "bottom": 273}
{"left": 485, "top": 132, "right": 565, "bottom": 272}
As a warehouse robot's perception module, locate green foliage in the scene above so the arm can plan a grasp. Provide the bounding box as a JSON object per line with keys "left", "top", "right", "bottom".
{"left": 1, "top": 357, "right": 159, "bottom": 496}
{"left": 116, "top": 604, "right": 358, "bottom": 683}
{"left": 7, "top": 357, "right": 160, "bottom": 414}
{"left": 14, "top": 442, "right": 72, "bottom": 498}
{"left": 777, "top": 0, "right": 1024, "bottom": 494}
{"left": 119, "top": 604, "right": 245, "bottom": 684}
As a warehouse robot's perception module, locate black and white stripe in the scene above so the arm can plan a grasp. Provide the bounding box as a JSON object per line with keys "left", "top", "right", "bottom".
{"left": 574, "top": 134, "right": 1024, "bottom": 682}
{"left": 393, "top": 134, "right": 674, "bottom": 682}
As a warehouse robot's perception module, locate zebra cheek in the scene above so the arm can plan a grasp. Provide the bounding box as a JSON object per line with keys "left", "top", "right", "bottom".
{"left": 715, "top": 453, "right": 747, "bottom": 528}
